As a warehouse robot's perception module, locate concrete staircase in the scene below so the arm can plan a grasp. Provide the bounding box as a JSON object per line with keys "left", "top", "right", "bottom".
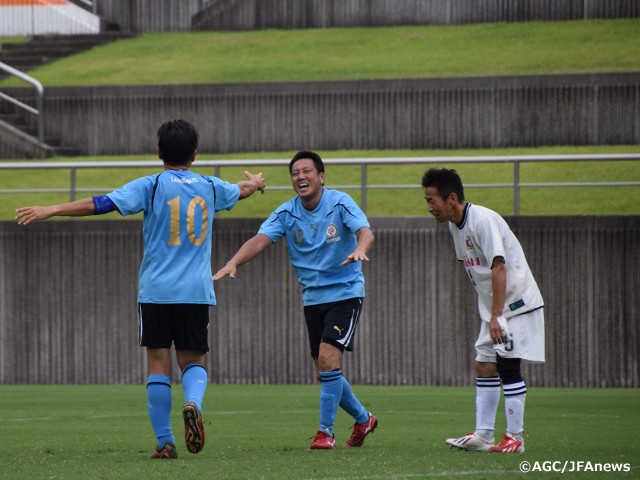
{"left": 0, "top": 33, "right": 134, "bottom": 158}
{"left": 0, "top": 111, "right": 80, "bottom": 158}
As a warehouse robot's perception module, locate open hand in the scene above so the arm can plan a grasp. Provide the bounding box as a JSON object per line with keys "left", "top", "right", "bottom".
{"left": 15, "top": 206, "right": 54, "bottom": 225}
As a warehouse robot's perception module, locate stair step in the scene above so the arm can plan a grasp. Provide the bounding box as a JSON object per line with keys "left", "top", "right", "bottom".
{"left": 0, "top": 113, "right": 24, "bottom": 123}
{"left": 0, "top": 59, "right": 51, "bottom": 71}
{"left": 21, "top": 126, "right": 38, "bottom": 136}
{"left": 52, "top": 146, "right": 81, "bottom": 156}
{"left": 0, "top": 119, "right": 31, "bottom": 131}
{"left": 0, "top": 52, "right": 81, "bottom": 63}
{"left": 0, "top": 33, "right": 134, "bottom": 51}
{"left": 44, "top": 137, "right": 65, "bottom": 146}
{"left": 2, "top": 44, "right": 95, "bottom": 54}
{"left": 29, "top": 33, "right": 133, "bottom": 42}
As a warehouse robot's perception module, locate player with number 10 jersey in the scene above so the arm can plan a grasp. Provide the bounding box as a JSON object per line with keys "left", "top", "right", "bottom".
{"left": 108, "top": 169, "right": 240, "bottom": 305}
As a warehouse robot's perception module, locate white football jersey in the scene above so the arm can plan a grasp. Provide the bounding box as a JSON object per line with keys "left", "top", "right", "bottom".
{"left": 449, "top": 204, "right": 544, "bottom": 322}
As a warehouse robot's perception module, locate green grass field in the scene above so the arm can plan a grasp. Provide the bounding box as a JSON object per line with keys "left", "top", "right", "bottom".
{"left": 1, "top": 19, "right": 638, "bottom": 86}
{"left": 0, "top": 385, "right": 637, "bottom": 479}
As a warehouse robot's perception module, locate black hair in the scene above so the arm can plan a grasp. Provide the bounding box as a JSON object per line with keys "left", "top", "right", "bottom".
{"left": 289, "top": 150, "right": 325, "bottom": 175}
{"left": 421, "top": 168, "right": 465, "bottom": 202}
{"left": 157, "top": 119, "right": 199, "bottom": 166}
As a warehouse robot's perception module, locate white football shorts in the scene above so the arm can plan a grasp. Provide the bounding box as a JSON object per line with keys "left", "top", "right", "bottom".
{"left": 475, "top": 308, "right": 545, "bottom": 363}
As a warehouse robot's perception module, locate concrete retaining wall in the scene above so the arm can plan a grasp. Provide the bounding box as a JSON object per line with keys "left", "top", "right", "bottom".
{"left": 1, "top": 216, "right": 637, "bottom": 387}
{"left": 1, "top": 73, "right": 638, "bottom": 157}
{"left": 92, "top": 0, "right": 640, "bottom": 33}
{"left": 194, "top": 0, "right": 640, "bottom": 31}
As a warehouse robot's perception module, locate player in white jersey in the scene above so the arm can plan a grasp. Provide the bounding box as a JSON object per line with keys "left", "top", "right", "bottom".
{"left": 15, "top": 119, "right": 265, "bottom": 459}
{"left": 214, "top": 151, "right": 378, "bottom": 450}
{"left": 421, "top": 168, "right": 545, "bottom": 453}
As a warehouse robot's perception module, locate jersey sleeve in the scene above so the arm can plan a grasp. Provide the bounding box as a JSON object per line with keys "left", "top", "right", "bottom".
{"left": 107, "top": 176, "right": 156, "bottom": 216}
{"left": 211, "top": 177, "right": 241, "bottom": 212}
{"left": 257, "top": 209, "right": 286, "bottom": 242}
{"left": 474, "top": 210, "right": 507, "bottom": 265}
{"left": 337, "top": 192, "right": 370, "bottom": 233}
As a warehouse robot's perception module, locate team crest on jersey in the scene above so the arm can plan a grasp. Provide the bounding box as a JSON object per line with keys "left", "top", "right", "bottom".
{"left": 465, "top": 236, "right": 474, "bottom": 250}
{"left": 325, "top": 223, "right": 341, "bottom": 243}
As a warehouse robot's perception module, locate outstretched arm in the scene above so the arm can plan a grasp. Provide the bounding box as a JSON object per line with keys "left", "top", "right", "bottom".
{"left": 238, "top": 170, "right": 266, "bottom": 199}
{"left": 213, "top": 233, "right": 273, "bottom": 280}
{"left": 15, "top": 197, "right": 103, "bottom": 225}
{"left": 341, "top": 226, "right": 374, "bottom": 266}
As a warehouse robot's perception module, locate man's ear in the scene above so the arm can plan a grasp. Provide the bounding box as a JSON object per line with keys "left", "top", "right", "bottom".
{"left": 157, "top": 147, "right": 163, "bottom": 160}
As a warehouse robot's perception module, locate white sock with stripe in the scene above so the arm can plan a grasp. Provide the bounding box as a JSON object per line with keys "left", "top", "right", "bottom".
{"left": 475, "top": 376, "right": 500, "bottom": 440}
{"left": 503, "top": 380, "right": 527, "bottom": 442}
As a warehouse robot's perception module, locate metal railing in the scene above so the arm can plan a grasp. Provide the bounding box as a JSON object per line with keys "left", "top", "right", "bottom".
{"left": 0, "top": 62, "right": 44, "bottom": 143}
{"left": 1, "top": 153, "right": 639, "bottom": 215}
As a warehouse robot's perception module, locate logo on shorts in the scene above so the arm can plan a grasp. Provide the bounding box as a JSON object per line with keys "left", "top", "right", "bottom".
{"left": 505, "top": 336, "right": 514, "bottom": 351}
{"left": 333, "top": 325, "right": 345, "bottom": 336}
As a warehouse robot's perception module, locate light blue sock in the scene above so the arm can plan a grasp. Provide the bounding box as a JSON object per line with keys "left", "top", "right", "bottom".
{"left": 182, "top": 364, "right": 208, "bottom": 412}
{"left": 319, "top": 369, "right": 343, "bottom": 436}
{"left": 147, "top": 374, "right": 175, "bottom": 448}
{"left": 339, "top": 376, "right": 369, "bottom": 424}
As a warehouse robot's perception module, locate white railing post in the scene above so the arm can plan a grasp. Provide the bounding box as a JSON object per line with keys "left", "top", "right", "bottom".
{"left": 0, "top": 62, "right": 45, "bottom": 143}
{"left": 361, "top": 163, "right": 368, "bottom": 214}
{"left": 70, "top": 167, "right": 77, "bottom": 202}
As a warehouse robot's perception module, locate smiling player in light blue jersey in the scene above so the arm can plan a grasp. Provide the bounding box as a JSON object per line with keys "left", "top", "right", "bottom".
{"left": 214, "top": 151, "right": 378, "bottom": 450}
{"left": 258, "top": 187, "right": 367, "bottom": 306}
{"left": 16, "top": 119, "right": 266, "bottom": 459}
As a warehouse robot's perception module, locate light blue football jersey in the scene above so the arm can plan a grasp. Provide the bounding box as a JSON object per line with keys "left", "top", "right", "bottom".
{"left": 258, "top": 188, "right": 370, "bottom": 306}
{"left": 108, "top": 169, "right": 240, "bottom": 304}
